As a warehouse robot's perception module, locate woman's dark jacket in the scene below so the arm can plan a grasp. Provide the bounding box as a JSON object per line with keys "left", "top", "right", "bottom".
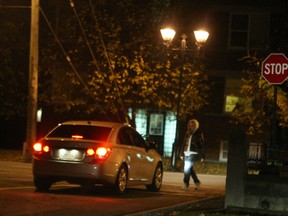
{"left": 180, "top": 129, "right": 205, "bottom": 159}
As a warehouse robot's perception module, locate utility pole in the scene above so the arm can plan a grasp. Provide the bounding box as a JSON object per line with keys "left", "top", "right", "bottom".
{"left": 23, "top": 0, "right": 39, "bottom": 162}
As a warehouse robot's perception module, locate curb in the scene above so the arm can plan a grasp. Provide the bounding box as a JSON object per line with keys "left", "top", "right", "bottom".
{"left": 124, "top": 196, "right": 225, "bottom": 216}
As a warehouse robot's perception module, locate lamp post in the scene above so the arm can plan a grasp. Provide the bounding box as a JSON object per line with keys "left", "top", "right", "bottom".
{"left": 160, "top": 28, "right": 209, "bottom": 171}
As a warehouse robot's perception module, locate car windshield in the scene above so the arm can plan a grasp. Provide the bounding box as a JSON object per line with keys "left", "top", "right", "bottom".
{"left": 47, "top": 125, "right": 112, "bottom": 141}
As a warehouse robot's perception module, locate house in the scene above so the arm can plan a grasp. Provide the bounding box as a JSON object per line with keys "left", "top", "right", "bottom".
{"left": 2, "top": 1, "right": 286, "bottom": 164}
{"left": 33, "top": 0, "right": 287, "bottom": 163}
{"left": 128, "top": 0, "right": 288, "bottom": 163}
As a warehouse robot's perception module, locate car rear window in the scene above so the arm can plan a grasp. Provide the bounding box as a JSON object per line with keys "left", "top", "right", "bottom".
{"left": 47, "top": 125, "right": 112, "bottom": 141}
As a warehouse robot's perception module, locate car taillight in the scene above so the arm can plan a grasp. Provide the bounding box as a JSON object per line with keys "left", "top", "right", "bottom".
{"left": 96, "top": 147, "right": 111, "bottom": 159}
{"left": 33, "top": 142, "right": 50, "bottom": 154}
{"left": 86, "top": 148, "right": 95, "bottom": 156}
{"left": 86, "top": 147, "right": 111, "bottom": 161}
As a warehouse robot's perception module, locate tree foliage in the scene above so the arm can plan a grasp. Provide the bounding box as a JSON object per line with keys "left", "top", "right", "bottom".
{"left": 0, "top": 5, "right": 30, "bottom": 119}
{"left": 41, "top": 0, "right": 209, "bottom": 122}
{"left": 0, "top": 0, "right": 210, "bottom": 123}
{"left": 231, "top": 56, "right": 288, "bottom": 135}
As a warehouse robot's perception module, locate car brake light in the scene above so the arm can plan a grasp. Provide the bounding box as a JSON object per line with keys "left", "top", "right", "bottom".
{"left": 86, "top": 147, "right": 111, "bottom": 161}
{"left": 33, "top": 143, "right": 42, "bottom": 152}
{"left": 96, "top": 147, "right": 111, "bottom": 158}
{"left": 33, "top": 142, "right": 50, "bottom": 154}
{"left": 72, "top": 135, "right": 83, "bottom": 139}
{"left": 43, "top": 145, "right": 50, "bottom": 152}
{"left": 86, "top": 148, "right": 95, "bottom": 156}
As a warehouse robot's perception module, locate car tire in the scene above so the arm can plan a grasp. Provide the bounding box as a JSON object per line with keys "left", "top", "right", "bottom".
{"left": 114, "top": 164, "right": 127, "bottom": 194}
{"left": 34, "top": 177, "right": 52, "bottom": 192}
{"left": 146, "top": 163, "right": 163, "bottom": 192}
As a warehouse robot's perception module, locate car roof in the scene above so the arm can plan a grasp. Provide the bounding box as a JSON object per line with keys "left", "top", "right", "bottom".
{"left": 60, "top": 120, "right": 129, "bottom": 129}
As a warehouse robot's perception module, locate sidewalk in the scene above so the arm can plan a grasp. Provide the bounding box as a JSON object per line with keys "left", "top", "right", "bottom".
{"left": 137, "top": 171, "right": 226, "bottom": 215}
{"left": 163, "top": 171, "right": 226, "bottom": 188}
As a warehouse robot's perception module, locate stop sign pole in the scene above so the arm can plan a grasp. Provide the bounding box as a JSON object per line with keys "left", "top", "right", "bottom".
{"left": 261, "top": 53, "right": 288, "bottom": 148}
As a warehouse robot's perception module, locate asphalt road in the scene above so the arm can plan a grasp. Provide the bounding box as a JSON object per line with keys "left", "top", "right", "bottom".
{"left": 0, "top": 161, "right": 226, "bottom": 215}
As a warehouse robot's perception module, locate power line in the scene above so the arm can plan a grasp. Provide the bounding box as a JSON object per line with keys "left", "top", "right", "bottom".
{"left": 70, "top": 0, "right": 129, "bottom": 123}
{"left": 69, "top": 0, "right": 101, "bottom": 73}
{"left": 88, "top": 0, "right": 130, "bottom": 124}
{"left": 69, "top": 0, "right": 122, "bottom": 122}
{"left": 40, "top": 7, "right": 111, "bottom": 121}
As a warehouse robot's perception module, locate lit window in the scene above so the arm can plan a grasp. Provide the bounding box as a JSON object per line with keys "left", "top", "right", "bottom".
{"left": 224, "top": 79, "right": 242, "bottom": 113}
{"left": 134, "top": 109, "right": 147, "bottom": 136}
{"left": 219, "top": 140, "right": 228, "bottom": 162}
{"left": 132, "top": 109, "right": 176, "bottom": 157}
{"left": 163, "top": 112, "right": 176, "bottom": 157}
{"left": 225, "top": 95, "right": 239, "bottom": 112}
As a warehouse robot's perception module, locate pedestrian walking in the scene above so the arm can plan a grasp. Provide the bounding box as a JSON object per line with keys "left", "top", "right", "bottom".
{"left": 180, "top": 119, "right": 205, "bottom": 190}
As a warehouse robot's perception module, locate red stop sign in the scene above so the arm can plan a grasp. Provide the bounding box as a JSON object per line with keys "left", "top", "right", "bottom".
{"left": 261, "top": 53, "right": 288, "bottom": 85}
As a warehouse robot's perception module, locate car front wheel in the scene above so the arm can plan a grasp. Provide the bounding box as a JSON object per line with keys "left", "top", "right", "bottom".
{"left": 146, "top": 163, "right": 163, "bottom": 192}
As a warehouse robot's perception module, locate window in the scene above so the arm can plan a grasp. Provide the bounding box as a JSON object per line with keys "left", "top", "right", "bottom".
{"left": 219, "top": 140, "right": 228, "bottom": 162}
{"left": 118, "top": 127, "right": 148, "bottom": 149}
{"left": 229, "top": 13, "right": 269, "bottom": 49}
{"left": 230, "top": 14, "right": 249, "bottom": 48}
{"left": 224, "top": 79, "right": 253, "bottom": 113}
{"left": 132, "top": 130, "right": 148, "bottom": 149}
{"left": 117, "top": 128, "right": 133, "bottom": 146}
{"left": 163, "top": 112, "right": 176, "bottom": 157}
{"left": 48, "top": 125, "right": 111, "bottom": 141}
{"left": 224, "top": 79, "right": 242, "bottom": 113}
{"left": 149, "top": 114, "right": 164, "bottom": 136}
{"left": 130, "top": 109, "right": 177, "bottom": 157}
{"left": 131, "top": 108, "right": 147, "bottom": 137}
{"left": 225, "top": 95, "right": 240, "bottom": 112}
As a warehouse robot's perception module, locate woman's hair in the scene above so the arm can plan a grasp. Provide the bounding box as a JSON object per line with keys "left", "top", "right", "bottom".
{"left": 187, "top": 119, "right": 199, "bottom": 133}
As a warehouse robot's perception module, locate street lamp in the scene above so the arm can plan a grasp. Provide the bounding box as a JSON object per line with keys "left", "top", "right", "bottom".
{"left": 161, "top": 28, "right": 209, "bottom": 51}
{"left": 194, "top": 30, "right": 209, "bottom": 50}
{"left": 160, "top": 27, "right": 209, "bottom": 171}
{"left": 160, "top": 28, "right": 176, "bottom": 48}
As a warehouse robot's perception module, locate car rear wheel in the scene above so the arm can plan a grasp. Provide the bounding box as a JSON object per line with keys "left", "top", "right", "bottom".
{"left": 34, "top": 177, "right": 52, "bottom": 192}
{"left": 114, "top": 165, "right": 127, "bottom": 194}
{"left": 146, "top": 164, "right": 163, "bottom": 192}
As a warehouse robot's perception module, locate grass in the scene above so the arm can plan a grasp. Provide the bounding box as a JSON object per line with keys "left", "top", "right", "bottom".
{"left": 178, "top": 212, "right": 246, "bottom": 216}
{"left": 0, "top": 149, "right": 227, "bottom": 175}
{"left": 0, "top": 149, "right": 24, "bottom": 162}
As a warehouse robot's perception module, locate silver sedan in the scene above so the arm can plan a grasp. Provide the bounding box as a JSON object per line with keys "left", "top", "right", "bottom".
{"left": 33, "top": 121, "right": 163, "bottom": 194}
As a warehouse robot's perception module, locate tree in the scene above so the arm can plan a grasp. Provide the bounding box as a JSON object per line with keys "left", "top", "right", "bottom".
{"left": 40, "top": 0, "right": 210, "bottom": 124}
{"left": 231, "top": 55, "right": 288, "bottom": 136}
{"left": 0, "top": 5, "right": 30, "bottom": 119}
